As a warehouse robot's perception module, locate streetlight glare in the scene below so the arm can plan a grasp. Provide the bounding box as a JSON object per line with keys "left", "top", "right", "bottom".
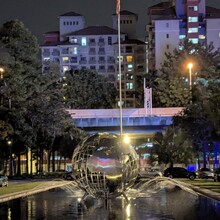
{"left": 0, "top": 67, "right": 4, "bottom": 79}
{"left": 123, "top": 135, "right": 130, "bottom": 144}
{"left": 187, "top": 63, "right": 193, "bottom": 69}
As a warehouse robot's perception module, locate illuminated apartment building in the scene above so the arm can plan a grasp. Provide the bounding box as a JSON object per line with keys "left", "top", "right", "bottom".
{"left": 41, "top": 11, "right": 146, "bottom": 108}
{"left": 146, "top": 0, "right": 220, "bottom": 70}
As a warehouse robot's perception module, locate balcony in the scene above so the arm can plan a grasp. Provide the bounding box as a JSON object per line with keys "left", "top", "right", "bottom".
{"left": 52, "top": 50, "right": 60, "bottom": 56}
{"left": 98, "top": 41, "right": 105, "bottom": 46}
{"left": 98, "top": 60, "right": 106, "bottom": 64}
{"left": 88, "top": 42, "right": 96, "bottom": 46}
{"left": 89, "top": 50, "right": 96, "bottom": 55}
{"left": 98, "top": 50, "right": 105, "bottom": 55}
{"left": 79, "top": 60, "right": 87, "bottom": 64}
{"left": 89, "top": 60, "right": 96, "bottom": 64}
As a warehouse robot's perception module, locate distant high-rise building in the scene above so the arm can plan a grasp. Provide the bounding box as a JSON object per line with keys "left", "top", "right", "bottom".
{"left": 146, "top": 0, "right": 220, "bottom": 70}
{"left": 41, "top": 10, "right": 146, "bottom": 108}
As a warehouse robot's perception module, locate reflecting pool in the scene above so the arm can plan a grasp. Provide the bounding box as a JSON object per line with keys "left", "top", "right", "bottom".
{"left": 0, "top": 180, "right": 220, "bottom": 220}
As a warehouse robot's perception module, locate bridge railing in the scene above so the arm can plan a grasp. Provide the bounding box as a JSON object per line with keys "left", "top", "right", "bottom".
{"left": 66, "top": 107, "right": 183, "bottom": 119}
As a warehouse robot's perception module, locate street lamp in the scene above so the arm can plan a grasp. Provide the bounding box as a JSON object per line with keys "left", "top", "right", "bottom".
{"left": 0, "top": 67, "right": 4, "bottom": 79}
{"left": 187, "top": 63, "right": 193, "bottom": 102}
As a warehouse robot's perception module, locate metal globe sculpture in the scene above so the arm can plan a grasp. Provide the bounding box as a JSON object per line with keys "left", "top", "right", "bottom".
{"left": 72, "top": 132, "right": 139, "bottom": 199}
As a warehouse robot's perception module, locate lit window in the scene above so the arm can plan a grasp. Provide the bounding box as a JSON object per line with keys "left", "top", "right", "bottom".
{"left": 189, "top": 38, "right": 198, "bottom": 44}
{"left": 199, "top": 35, "right": 206, "bottom": 39}
{"left": 69, "top": 47, "right": 77, "bottom": 54}
{"left": 62, "top": 57, "right": 69, "bottom": 63}
{"left": 126, "top": 83, "right": 133, "bottom": 90}
{"left": 63, "top": 66, "right": 69, "bottom": 72}
{"left": 188, "top": 17, "right": 198, "bottom": 22}
{"left": 179, "top": 35, "right": 186, "bottom": 39}
{"left": 189, "top": 6, "right": 198, "bottom": 11}
{"left": 126, "top": 56, "right": 133, "bottom": 62}
{"left": 81, "top": 37, "right": 87, "bottom": 46}
{"left": 188, "top": 28, "right": 198, "bottom": 33}
{"left": 70, "top": 37, "right": 77, "bottom": 43}
{"left": 128, "top": 64, "right": 133, "bottom": 69}
{"left": 43, "top": 57, "right": 50, "bottom": 61}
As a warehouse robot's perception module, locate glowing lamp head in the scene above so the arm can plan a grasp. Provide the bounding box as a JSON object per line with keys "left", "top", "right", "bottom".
{"left": 187, "top": 63, "right": 193, "bottom": 70}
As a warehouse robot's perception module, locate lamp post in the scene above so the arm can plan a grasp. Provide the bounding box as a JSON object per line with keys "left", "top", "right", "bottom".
{"left": 0, "top": 68, "right": 4, "bottom": 79}
{"left": 0, "top": 68, "right": 4, "bottom": 106}
{"left": 187, "top": 63, "right": 193, "bottom": 102}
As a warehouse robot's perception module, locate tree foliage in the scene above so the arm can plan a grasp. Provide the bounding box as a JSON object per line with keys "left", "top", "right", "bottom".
{"left": 146, "top": 40, "right": 220, "bottom": 107}
{"left": 151, "top": 126, "right": 195, "bottom": 167}
{"left": 63, "top": 69, "right": 117, "bottom": 109}
{"left": 0, "top": 20, "right": 84, "bottom": 174}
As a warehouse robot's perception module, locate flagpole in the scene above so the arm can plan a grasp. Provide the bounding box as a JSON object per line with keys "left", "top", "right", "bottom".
{"left": 117, "top": 1, "right": 123, "bottom": 136}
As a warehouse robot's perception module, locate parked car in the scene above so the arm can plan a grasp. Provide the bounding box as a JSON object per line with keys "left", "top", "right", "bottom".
{"left": 164, "top": 167, "right": 196, "bottom": 180}
{"left": 0, "top": 174, "right": 8, "bottom": 187}
{"left": 138, "top": 168, "right": 163, "bottom": 179}
{"left": 196, "top": 168, "right": 214, "bottom": 179}
{"left": 63, "top": 171, "right": 73, "bottom": 180}
{"left": 214, "top": 168, "right": 220, "bottom": 182}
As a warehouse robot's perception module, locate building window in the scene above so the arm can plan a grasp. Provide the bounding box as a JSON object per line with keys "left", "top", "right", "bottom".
{"left": 166, "top": 23, "right": 169, "bottom": 28}
{"left": 167, "top": 44, "right": 169, "bottom": 49}
{"left": 188, "top": 17, "right": 198, "bottom": 22}
{"left": 125, "top": 46, "right": 132, "bottom": 53}
{"left": 62, "top": 57, "right": 69, "bottom": 63}
{"left": 166, "top": 34, "right": 169, "bottom": 38}
{"left": 126, "top": 73, "right": 133, "bottom": 80}
{"left": 63, "top": 22, "right": 66, "bottom": 25}
{"left": 70, "top": 37, "right": 77, "bottom": 43}
{"left": 90, "top": 66, "right": 96, "bottom": 70}
{"left": 188, "top": 6, "right": 198, "bottom": 11}
{"left": 99, "top": 65, "right": 105, "bottom": 70}
{"left": 63, "top": 66, "right": 69, "bottom": 72}
{"left": 69, "top": 47, "right": 77, "bottom": 55}
{"left": 126, "top": 82, "right": 133, "bottom": 90}
{"left": 189, "top": 38, "right": 198, "bottom": 44}
{"left": 126, "top": 56, "right": 133, "bottom": 63}
{"left": 70, "top": 57, "right": 77, "bottom": 63}
{"left": 108, "top": 37, "right": 112, "bottom": 45}
{"left": 179, "top": 35, "right": 186, "bottom": 39}
{"left": 199, "top": 35, "right": 206, "bottom": 39}
{"left": 81, "top": 37, "right": 87, "bottom": 46}
{"left": 188, "top": 28, "right": 198, "bottom": 33}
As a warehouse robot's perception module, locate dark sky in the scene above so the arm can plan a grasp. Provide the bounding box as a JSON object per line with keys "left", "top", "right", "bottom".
{"left": 0, "top": 0, "right": 219, "bottom": 43}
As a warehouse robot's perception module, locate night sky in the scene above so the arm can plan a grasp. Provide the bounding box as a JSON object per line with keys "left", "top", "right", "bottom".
{"left": 0, "top": 0, "right": 219, "bottom": 43}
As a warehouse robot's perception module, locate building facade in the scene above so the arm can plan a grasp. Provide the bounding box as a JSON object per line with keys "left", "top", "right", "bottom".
{"left": 41, "top": 11, "right": 146, "bottom": 108}
{"left": 147, "top": 0, "right": 220, "bottom": 70}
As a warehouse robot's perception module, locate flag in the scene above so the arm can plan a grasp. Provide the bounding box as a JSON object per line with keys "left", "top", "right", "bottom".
{"left": 116, "top": 0, "right": 120, "bottom": 15}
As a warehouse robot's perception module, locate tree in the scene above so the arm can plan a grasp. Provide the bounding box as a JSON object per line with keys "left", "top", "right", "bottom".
{"left": 151, "top": 126, "right": 195, "bottom": 167}
{"left": 0, "top": 20, "right": 84, "bottom": 175}
{"left": 0, "top": 20, "right": 40, "bottom": 175}
{"left": 145, "top": 40, "right": 220, "bottom": 107}
{"left": 63, "top": 69, "right": 117, "bottom": 109}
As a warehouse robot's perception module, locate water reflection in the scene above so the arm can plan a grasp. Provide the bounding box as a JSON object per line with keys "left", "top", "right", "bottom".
{"left": 0, "top": 184, "right": 220, "bottom": 219}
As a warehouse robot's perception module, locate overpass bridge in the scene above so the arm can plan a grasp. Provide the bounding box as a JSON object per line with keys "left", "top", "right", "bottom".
{"left": 67, "top": 107, "right": 183, "bottom": 141}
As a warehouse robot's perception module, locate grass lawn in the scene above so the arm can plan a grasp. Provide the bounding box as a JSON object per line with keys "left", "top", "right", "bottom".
{"left": 178, "top": 178, "right": 220, "bottom": 193}
{"left": 0, "top": 181, "right": 48, "bottom": 196}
